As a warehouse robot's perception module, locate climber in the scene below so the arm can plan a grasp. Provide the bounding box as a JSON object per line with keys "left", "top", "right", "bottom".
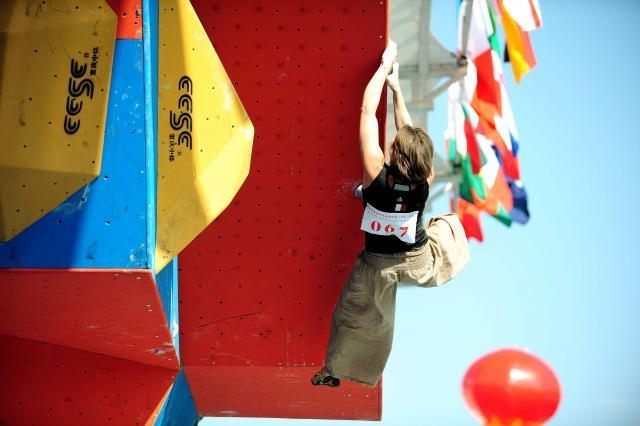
{"left": 311, "top": 40, "right": 470, "bottom": 388}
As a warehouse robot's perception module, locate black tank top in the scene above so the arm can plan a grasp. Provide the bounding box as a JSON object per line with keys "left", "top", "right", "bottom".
{"left": 362, "top": 164, "right": 429, "bottom": 253}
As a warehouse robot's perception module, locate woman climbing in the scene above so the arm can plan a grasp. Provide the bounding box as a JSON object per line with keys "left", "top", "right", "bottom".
{"left": 311, "top": 40, "right": 471, "bottom": 388}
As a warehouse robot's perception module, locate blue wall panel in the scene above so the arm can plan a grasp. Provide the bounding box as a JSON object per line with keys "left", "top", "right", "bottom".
{"left": 143, "top": 0, "right": 159, "bottom": 271}
{"left": 156, "top": 257, "right": 180, "bottom": 355}
{"left": 0, "top": 40, "right": 149, "bottom": 269}
{"left": 155, "top": 370, "right": 201, "bottom": 426}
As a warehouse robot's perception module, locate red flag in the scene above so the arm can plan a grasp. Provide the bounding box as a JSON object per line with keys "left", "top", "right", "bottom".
{"left": 455, "top": 198, "right": 484, "bottom": 242}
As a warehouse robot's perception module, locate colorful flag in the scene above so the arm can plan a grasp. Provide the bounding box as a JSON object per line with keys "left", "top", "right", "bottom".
{"left": 499, "top": 0, "right": 538, "bottom": 83}
{"left": 448, "top": 0, "right": 533, "bottom": 240}
{"left": 502, "top": 0, "right": 543, "bottom": 31}
{"left": 455, "top": 198, "right": 484, "bottom": 242}
{"left": 507, "top": 178, "right": 530, "bottom": 224}
{"left": 462, "top": 0, "right": 504, "bottom": 127}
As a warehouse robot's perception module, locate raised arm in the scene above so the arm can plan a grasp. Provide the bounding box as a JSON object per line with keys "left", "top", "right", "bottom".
{"left": 360, "top": 41, "right": 397, "bottom": 187}
{"left": 386, "top": 62, "right": 413, "bottom": 131}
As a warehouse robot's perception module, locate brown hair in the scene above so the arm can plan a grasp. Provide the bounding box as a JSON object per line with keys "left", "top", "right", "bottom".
{"left": 388, "top": 125, "right": 434, "bottom": 183}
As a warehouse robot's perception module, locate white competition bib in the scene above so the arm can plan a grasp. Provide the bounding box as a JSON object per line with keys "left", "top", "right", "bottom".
{"left": 360, "top": 203, "right": 418, "bottom": 243}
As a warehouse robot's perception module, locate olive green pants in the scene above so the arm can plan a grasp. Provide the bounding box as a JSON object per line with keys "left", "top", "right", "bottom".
{"left": 324, "top": 213, "right": 470, "bottom": 386}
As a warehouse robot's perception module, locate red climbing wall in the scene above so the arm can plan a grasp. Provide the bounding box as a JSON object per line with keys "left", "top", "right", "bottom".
{"left": 0, "top": 335, "right": 175, "bottom": 426}
{"left": 0, "top": 269, "right": 178, "bottom": 369}
{"left": 180, "top": 0, "right": 388, "bottom": 420}
{"left": 106, "top": 0, "right": 143, "bottom": 39}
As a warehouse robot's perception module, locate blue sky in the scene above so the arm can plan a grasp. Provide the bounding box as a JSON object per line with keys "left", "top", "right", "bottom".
{"left": 202, "top": 1, "right": 640, "bottom": 424}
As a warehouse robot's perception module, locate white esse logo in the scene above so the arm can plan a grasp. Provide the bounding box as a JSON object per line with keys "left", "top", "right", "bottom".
{"left": 360, "top": 203, "right": 418, "bottom": 243}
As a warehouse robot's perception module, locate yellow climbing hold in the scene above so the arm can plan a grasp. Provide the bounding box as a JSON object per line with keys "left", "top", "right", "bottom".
{"left": 156, "top": 0, "right": 254, "bottom": 273}
{"left": 0, "top": 0, "right": 117, "bottom": 241}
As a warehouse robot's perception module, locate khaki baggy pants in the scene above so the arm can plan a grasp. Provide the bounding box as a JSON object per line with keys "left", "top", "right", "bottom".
{"left": 324, "top": 213, "right": 471, "bottom": 386}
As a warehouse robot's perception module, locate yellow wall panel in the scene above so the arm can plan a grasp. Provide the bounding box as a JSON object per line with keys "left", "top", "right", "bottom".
{"left": 0, "top": 0, "right": 117, "bottom": 240}
{"left": 156, "top": 0, "right": 254, "bottom": 272}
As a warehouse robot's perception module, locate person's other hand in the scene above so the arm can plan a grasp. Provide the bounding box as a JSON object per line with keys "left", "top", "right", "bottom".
{"left": 381, "top": 39, "right": 397, "bottom": 69}
{"left": 386, "top": 61, "right": 400, "bottom": 91}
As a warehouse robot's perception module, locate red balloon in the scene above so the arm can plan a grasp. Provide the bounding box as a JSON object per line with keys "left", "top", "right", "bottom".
{"left": 462, "top": 348, "right": 561, "bottom": 425}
